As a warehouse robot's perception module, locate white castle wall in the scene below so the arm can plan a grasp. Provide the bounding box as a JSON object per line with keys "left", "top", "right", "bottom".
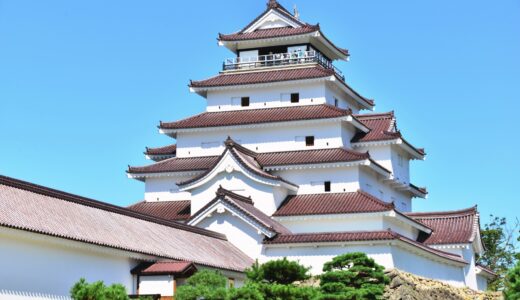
{"left": 0, "top": 229, "right": 138, "bottom": 298}
{"left": 138, "top": 275, "right": 174, "bottom": 297}
{"left": 391, "top": 247, "right": 466, "bottom": 287}
{"left": 262, "top": 244, "right": 394, "bottom": 274}
{"left": 144, "top": 175, "right": 194, "bottom": 202}
{"left": 176, "top": 121, "right": 347, "bottom": 158}
{"left": 205, "top": 81, "right": 361, "bottom": 113}
{"left": 276, "top": 214, "right": 419, "bottom": 240}
{"left": 189, "top": 170, "right": 288, "bottom": 216}
{"left": 262, "top": 243, "right": 467, "bottom": 287}
{"left": 273, "top": 167, "right": 360, "bottom": 194}
{"left": 358, "top": 168, "right": 412, "bottom": 212}
{"left": 197, "top": 211, "right": 265, "bottom": 258}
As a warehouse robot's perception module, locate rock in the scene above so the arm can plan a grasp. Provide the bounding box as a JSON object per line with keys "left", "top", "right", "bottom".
{"left": 383, "top": 269, "right": 503, "bottom": 300}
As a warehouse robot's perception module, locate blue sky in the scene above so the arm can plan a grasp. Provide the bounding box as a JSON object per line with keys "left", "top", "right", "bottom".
{"left": 0, "top": 0, "right": 518, "bottom": 225}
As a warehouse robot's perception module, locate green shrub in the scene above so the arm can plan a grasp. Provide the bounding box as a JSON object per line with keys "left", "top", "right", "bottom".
{"left": 319, "top": 252, "right": 389, "bottom": 300}
{"left": 70, "top": 278, "right": 129, "bottom": 300}
{"left": 227, "top": 283, "right": 264, "bottom": 300}
{"left": 176, "top": 270, "right": 228, "bottom": 300}
{"left": 504, "top": 261, "right": 520, "bottom": 300}
{"left": 246, "top": 258, "right": 311, "bottom": 285}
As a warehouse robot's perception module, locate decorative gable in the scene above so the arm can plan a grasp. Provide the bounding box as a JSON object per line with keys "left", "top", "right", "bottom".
{"left": 244, "top": 9, "right": 301, "bottom": 33}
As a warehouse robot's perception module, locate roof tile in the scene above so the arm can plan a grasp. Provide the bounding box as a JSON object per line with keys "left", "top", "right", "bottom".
{"left": 128, "top": 200, "right": 191, "bottom": 221}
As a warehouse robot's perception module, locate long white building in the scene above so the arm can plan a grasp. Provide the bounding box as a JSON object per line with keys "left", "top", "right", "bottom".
{"left": 127, "top": 0, "right": 495, "bottom": 292}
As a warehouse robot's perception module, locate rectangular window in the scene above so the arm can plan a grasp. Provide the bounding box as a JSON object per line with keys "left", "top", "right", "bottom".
{"left": 290, "top": 93, "right": 300, "bottom": 103}
{"left": 305, "top": 136, "right": 315, "bottom": 146}
{"left": 324, "top": 181, "right": 331, "bottom": 192}
{"left": 241, "top": 97, "right": 250, "bottom": 107}
{"left": 334, "top": 98, "right": 339, "bottom": 107}
{"left": 228, "top": 278, "right": 235, "bottom": 288}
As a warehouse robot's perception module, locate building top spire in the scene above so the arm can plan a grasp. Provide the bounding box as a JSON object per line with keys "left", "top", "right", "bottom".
{"left": 267, "top": 0, "right": 280, "bottom": 9}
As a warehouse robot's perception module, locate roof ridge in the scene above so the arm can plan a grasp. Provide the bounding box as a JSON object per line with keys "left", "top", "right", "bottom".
{"left": 258, "top": 146, "right": 367, "bottom": 158}
{"left": 405, "top": 206, "right": 478, "bottom": 218}
{"left": 216, "top": 186, "right": 254, "bottom": 205}
{"left": 0, "top": 175, "right": 227, "bottom": 240}
{"left": 354, "top": 111, "right": 395, "bottom": 120}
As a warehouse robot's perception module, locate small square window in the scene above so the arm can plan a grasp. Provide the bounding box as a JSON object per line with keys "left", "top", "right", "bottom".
{"left": 324, "top": 181, "right": 331, "bottom": 192}
{"left": 305, "top": 136, "right": 314, "bottom": 146}
{"left": 241, "top": 97, "right": 250, "bottom": 107}
{"left": 290, "top": 93, "right": 299, "bottom": 103}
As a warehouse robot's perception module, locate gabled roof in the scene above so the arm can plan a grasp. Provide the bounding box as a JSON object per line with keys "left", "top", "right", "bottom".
{"left": 145, "top": 144, "right": 177, "bottom": 161}
{"left": 127, "top": 200, "right": 191, "bottom": 221}
{"left": 128, "top": 155, "right": 219, "bottom": 175}
{"left": 131, "top": 260, "right": 197, "bottom": 276}
{"left": 264, "top": 230, "right": 467, "bottom": 265}
{"left": 189, "top": 66, "right": 335, "bottom": 88}
{"left": 217, "top": 1, "right": 348, "bottom": 60}
{"left": 189, "top": 187, "right": 291, "bottom": 237}
{"left": 258, "top": 148, "right": 368, "bottom": 168}
{"left": 406, "top": 207, "right": 480, "bottom": 245}
{"left": 219, "top": 25, "right": 319, "bottom": 42}
{"left": 0, "top": 175, "right": 253, "bottom": 272}
{"left": 128, "top": 143, "right": 382, "bottom": 179}
{"left": 352, "top": 112, "right": 426, "bottom": 158}
{"left": 159, "top": 104, "right": 352, "bottom": 131}
{"left": 273, "top": 191, "right": 394, "bottom": 217}
{"left": 177, "top": 138, "right": 298, "bottom": 189}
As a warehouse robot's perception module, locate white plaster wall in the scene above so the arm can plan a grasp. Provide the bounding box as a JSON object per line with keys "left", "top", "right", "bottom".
{"left": 324, "top": 82, "right": 362, "bottom": 114}
{"left": 358, "top": 168, "right": 412, "bottom": 212}
{"left": 139, "top": 275, "right": 173, "bottom": 297}
{"left": 262, "top": 244, "right": 394, "bottom": 274}
{"left": 391, "top": 246, "right": 466, "bottom": 287}
{"left": 382, "top": 217, "right": 419, "bottom": 240}
{"left": 144, "top": 176, "right": 193, "bottom": 201}
{"left": 189, "top": 169, "right": 287, "bottom": 216}
{"left": 476, "top": 274, "right": 488, "bottom": 291}
{"left": 273, "top": 167, "right": 360, "bottom": 194}
{"left": 0, "top": 231, "right": 137, "bottom": 298}
{"left": 356, "top": 145, "right": 411, "bottom": 188}
{"left": 276, "top": 214, "right": 385, "bottom": 234}
{"left": 205, "top": 82, "right": 326, "bottom": 112}
{"left": 176, "top": 121, "right": 345, "bottom": 158}
{"left": 197, "top": 211, "right": 265, "bottom": 258}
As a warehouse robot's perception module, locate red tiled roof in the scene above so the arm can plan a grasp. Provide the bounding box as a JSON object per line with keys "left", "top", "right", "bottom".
{"left": 129, "top": 145, "right": 371, "bottom": 176}
{"left": 406, "top": 207, "right": 478, "bottom": 245}
{"left": 145, "top": 144, "right": 177, "bottom": 156}
{"left": 128, "top": 155, "right": 219, "bottom": 174}
{"left": 352, "top": 112, "right": 426, "bottom": 156}
{"left": 0, "top": 175, "right": 253, "bottom": 271}
{"left": 128, "top": 200, "right": 191, "bottom": 221}
{"left": 219, "top": 25, "right": 319, "bottom": 41}
{"left": 190, "top": 187, "right": 291, "bottom": 235}
{"left": 160, "top": 104, "right": 351, "bottom": 130}
{"left": 264, "top": 230, "right": 467, "bottom": 264}
{"left": 132, "top": 261, "right": 197, "bottom": 276}
{"left": 273, "top": 191, "right": 394, "bottom": 217}
{"left": 190, "top": 66, "right": 335, "bottom": 88}
{"left": 258, "top": 148, "right": 368, "bottom": 167}
{"left": 177, "top": 139, "right": 297, "bottom": 188}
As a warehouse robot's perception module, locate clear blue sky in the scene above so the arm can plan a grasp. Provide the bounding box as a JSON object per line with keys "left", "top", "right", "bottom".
{"left": 0, "top": 0, "right": 518, "bottom": 225}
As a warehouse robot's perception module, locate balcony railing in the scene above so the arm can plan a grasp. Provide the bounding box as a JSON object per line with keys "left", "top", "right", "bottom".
{"left": 223, "top": 50, "right": 344, "bottom": 81}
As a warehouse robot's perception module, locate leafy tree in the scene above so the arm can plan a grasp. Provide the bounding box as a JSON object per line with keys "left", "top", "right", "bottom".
{"left": 504, "top": 261, "right": 520, "bottom": 299}
{"left": 478, "top": 215, "right": 519, "bottom": 290}
{"left": 227, "top": 284, "right": 264, "bottom": 300}
{"left": 70, "top": 278, "right": 129, "bottom": 300}
{"left": 243, "top": 258, "right": 318, "bottom": 299}
{"left": 175, "top": 270, "right": 228, "bottom": 300}
{"left": 246, "top": 258, "right": 310, "bottom": 284}
{"left": 319, "top": 252, "right": 389, "bottom": 300}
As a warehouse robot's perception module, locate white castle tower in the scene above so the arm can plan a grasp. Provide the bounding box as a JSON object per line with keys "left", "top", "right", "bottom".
{"left": 127, "top": 0, "right": 494, "bottom": 290}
